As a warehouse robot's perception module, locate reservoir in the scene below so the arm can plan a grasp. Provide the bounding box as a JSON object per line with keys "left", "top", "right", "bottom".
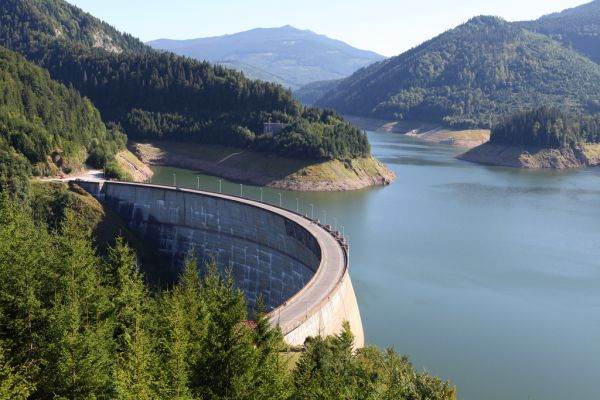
{"left": 150, "top": 131, "right": 600, "bottom": 400}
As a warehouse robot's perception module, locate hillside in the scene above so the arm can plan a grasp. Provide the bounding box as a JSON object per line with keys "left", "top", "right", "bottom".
{"left": 0, "top": 0, "right": 146, "bottom": 55}
{"left": 459, "top": 107, "right": 600, "bottom": 168}
{"left": 294, "top": 79, "right": 342, "bottom": 105}
{"left": 148, "top": 26, "right": 384, "bottom": 89}
{"left": 316, "top": 16, "right": 600, "bottom": 128}
{"left": 520, "top": 0, "right": 600, "bottom": 64}
{"left": 0, "top": 45, "right": 128, "bottom": 197}
{"left": 0, "top": 0, "right": 371, "bottom": 165}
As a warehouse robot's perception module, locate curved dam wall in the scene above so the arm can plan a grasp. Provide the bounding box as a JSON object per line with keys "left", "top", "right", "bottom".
{"left": 77, "top": 180, "right": 364, "bottom": 347}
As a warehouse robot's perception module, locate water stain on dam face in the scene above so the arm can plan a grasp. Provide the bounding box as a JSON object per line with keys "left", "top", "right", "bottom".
{"left": 76, "top": 180, "right": 364, "bottom": 347}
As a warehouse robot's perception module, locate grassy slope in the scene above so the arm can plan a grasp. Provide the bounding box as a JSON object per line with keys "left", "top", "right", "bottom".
{"left": 116, "top": 149, "right": 154, "bottom": 182}
{"left": 132, "top": 141, "right": 395, "bottom": 191}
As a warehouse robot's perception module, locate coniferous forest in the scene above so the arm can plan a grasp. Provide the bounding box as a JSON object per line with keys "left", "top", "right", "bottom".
{"left": 315, "top": 16, "right": 600, "bottom": 129}
{"left": 0, "top": 46, "right": 126, "bottom": 197}
{"left": 3, "top": 0, "right": 600, "bottom": 398}
{"left": 0, "top": 186, "right": 456, "bottom": 400}
{"left": 490, "top": 107, "right": 600, "bottom": 148}
{"left": 0, "top": 0, "right": 370, "bottom": 162}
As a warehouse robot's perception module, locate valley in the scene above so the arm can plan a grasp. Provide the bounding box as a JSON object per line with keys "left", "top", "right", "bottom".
{"left": 1, "top": 0, "right": 600, "bottom": 399}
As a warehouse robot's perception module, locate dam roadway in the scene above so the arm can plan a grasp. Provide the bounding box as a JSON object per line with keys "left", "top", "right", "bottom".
{"left": 76, "top": 180, "right": 364, "bottom": 347}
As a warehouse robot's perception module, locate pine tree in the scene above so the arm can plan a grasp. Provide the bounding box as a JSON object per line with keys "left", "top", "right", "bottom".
{"left": 156, "top": 257, "right": 206, "bottom": 400}
{"left": 190, "top": 263, "right": 256, "bottom": 399}
{"left": 108, "top": 238, "right": 160, "bottom": 400}
{"left": 0, "top": 195, "right": 50, "bottom": 389}
{"left": 250, "top": 300, "right": 290, "bottom": 400}
{"left": 0, "top": 343, "right": 32, "bottom": 400}
{"left": 42, "top": 211, "right": 114, "bottom": 399}
{"left": 292, "top": 323, "right": 361, "bottom": 400}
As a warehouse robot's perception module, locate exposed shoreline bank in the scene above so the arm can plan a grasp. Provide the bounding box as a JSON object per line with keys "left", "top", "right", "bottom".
{"left": 458, "top": 143, "right": 600, "bottom": 169}
{"left": 344, "top": 115, "right": 490, "bottom": 149}
{"left": 130, "top": 141, "right": 395, "bottom": 192}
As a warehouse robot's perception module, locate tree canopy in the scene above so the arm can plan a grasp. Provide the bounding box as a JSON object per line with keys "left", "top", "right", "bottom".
{"left": 0, "top": 188, "right": 456, "bottom": 400}
{"left": 0, "top": 46, "right": 126, "bottom": 187}
{"left": 0, "top": 0, "right": 370, "bottom": 161}
{"left": 490, "top": 107, "right": 600, "bottom": 148}
{"left": 316, "top": 16, "right": 600, "bottom": 129}
{"left": 520, "top": 0, "right": 600, "bottom": 64}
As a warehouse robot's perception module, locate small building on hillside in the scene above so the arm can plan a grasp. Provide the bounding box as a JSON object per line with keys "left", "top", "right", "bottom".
{"left": 263, "top": 122, "right": 290, "bottom": 135}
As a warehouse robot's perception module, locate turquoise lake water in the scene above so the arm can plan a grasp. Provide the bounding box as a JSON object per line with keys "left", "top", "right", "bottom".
{"left": 150, "top": 132, "right": 600, "bottom": 400}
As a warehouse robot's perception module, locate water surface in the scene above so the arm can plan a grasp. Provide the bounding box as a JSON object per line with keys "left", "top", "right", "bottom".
{"left": 151, "top": 132, "right": 600, "bottom": 400}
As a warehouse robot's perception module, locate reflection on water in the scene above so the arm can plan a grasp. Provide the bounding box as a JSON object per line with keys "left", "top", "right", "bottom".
{"left": 150, "top": 132, "right": 600, "bottom": 400}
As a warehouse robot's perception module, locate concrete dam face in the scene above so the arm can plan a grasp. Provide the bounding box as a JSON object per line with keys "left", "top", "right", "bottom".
{"left": 77, "top": 181, "right": 364, "bottom": 347}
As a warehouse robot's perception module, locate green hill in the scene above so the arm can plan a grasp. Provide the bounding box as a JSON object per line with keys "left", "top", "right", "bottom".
{"left": 316, "top": 16, "right": 600, "bottom": 128}
{"left": 0, "top": 45, "right": 125, "bottom": 197}
{"left": 0, "top": 0, "right": 369, "bottom": 162}
{"left": 520, "top": 0, "right": 600, "bottom": 64}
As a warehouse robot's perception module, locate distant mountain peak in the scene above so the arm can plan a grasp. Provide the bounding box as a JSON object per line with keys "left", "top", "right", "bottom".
{"left": 148, "top": 27, "right": 384, "bottom": 89}
{"left": 467, "top": 15, "right": 507, "bottom": 25}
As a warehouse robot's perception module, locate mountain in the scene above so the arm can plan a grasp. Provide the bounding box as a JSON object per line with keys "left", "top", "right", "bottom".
{"left": 316, "top": 16, "right": 600, "bottom": 128}
{"left": 0, "top": 0, "right": 370, "bottom": 162}
{"left": 0, "top": 0, "right": 146, "bottom": 54}
{"left": 520, "top": 0, "right": 600, "bottom": 64}
{"left": 0, "top": 45, "right": 125, "bottom": 195}
{"left": 148, "top": 26, "right": 384, "bottom": 89}
{"left": 294, "top": 79, "right": 342, "bottom": 105}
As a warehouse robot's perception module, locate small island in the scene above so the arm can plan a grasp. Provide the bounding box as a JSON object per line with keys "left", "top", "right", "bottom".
{"left": 458, "top": 107, "right": 600, "bottom": 169}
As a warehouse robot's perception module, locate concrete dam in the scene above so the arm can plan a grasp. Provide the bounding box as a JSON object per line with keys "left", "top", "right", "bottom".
{"left": 77, "top": 180, "right": 364, "bottom": 347}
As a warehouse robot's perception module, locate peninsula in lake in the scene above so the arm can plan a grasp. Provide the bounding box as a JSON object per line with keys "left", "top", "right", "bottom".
{"left": 0, "top": 0, "right": 393, "bottom": 191}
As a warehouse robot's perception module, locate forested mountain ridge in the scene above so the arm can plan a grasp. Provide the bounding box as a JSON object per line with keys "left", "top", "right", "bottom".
{"left": 0, "top": 46, "right": 125, "bottom": 197}
{"left": 294, "top": 79, "right": 342, "bottom": 105}
{"left": 148, "top": 26, "right": 384, "bottom": 89}
{"left": 0, "top": 0, "right": 145, "bottom": 54}
{"left": 0, "top": 0, "right": 370, "bottom": 161}
{"left": 316, "top": 16, "right": 600, "bottom": 128}
{"left": 520, "top": 0, "right": 600, "bottom": 63}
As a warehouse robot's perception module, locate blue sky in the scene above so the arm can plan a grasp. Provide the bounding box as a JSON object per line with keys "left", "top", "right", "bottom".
{"left": 67, "top": 0, "right": 590, "bottom": 56}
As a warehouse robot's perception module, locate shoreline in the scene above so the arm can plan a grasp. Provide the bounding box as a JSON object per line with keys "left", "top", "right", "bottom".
{"left": 130, "top": 141, "right": 395, "bottom": 192}
{"left": 458, "top": 143, "right": 600, "bottom": 169}
{"left": 344, "top": 115, "right": 490, "bottom": 149}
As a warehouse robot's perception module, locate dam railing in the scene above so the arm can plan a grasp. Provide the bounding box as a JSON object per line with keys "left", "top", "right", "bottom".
{"left": 75, "top": 178, "right": 356, "bottom": 342}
